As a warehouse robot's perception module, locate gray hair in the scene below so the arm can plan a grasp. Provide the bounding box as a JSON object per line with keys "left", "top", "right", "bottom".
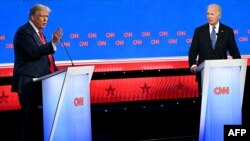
{"left": 207, "top": 3, "right": 222, "bottom": 14}
{"left": 29, "top": 4, "right": 51, "bottom": 19}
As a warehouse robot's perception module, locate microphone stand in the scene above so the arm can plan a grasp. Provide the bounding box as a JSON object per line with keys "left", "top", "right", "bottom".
{"left": 60, "top": 39, "right": 75, "bottom": 67}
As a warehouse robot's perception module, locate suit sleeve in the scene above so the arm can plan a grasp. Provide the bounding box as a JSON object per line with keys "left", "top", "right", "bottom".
{"left": 188, "top": 28, "right": 199, "bottom": 68}
{"left": 14, "top": 28, "right": 55, "bottom": 60}
{"left": 227, "top": 29, "right": 241, "bottom": 59}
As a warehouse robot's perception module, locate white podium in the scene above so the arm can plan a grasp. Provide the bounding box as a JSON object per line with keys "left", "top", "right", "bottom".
{"left": 34, "top": 66, "right": 94, "bottom": 141}
{"left": 196, "top": 59, "right": 247, "bottom": 141}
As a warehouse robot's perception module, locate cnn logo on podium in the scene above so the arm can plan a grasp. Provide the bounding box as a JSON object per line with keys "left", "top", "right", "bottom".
{"left": 214, "top": 86, "right": 229, "bottom": 95}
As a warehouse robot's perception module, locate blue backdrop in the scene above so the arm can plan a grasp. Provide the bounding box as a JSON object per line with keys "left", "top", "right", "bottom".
{"left": 0, "top": 0, "right": 249, "bottom": 64}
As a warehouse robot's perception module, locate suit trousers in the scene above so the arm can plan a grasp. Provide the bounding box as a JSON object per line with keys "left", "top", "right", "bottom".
{"left": 18, "top": 81, "right": 44, "bottom": 141}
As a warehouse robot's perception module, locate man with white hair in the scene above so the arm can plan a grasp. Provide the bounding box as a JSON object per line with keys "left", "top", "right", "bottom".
{"left": 188, "top": 3, "right": 241, "bottom": 95}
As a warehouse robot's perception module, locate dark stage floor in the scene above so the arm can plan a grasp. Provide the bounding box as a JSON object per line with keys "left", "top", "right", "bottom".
{"left": 1, "top": 98, "right": 201, "bottom": 141}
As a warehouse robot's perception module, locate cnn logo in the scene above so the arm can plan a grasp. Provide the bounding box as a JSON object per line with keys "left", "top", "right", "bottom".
{"left": 214, "top": 87, "right": 229, "bottom": 95}
{"left": 74, "top": 97, "right": 84, "bottom": 106}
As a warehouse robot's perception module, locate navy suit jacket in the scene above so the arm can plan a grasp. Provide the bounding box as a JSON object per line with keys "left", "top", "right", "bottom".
{"left": 12, "top": 22, "right": 56, "bottom": 94}
{"left": 188, "top": 22, "right": 241, "bottom": 68}
{"left": 188, "top": 23, "right": 241, "bottom": 93}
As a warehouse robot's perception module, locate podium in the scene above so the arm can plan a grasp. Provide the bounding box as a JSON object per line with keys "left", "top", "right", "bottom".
{"left": 196, "top": 59, "right": 247, "bottom": 141}
{"left": 33, "top": 66, "right": 95, "bottom": 141}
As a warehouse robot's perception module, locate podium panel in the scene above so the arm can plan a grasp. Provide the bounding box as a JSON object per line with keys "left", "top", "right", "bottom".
{"left": 35, "top": 66, "right": 94, "bottom": 141}
{"left": 198, "top": 59, "right": 247, "bottom": 141}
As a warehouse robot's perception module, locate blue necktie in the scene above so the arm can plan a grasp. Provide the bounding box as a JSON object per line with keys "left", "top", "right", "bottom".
{"left": 210, "top": 26, "right": 216, "bottom": 49}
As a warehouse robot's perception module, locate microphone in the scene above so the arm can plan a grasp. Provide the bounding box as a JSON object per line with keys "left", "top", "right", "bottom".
{"left": 60, "top": 39, "right": 75, "bottom": 67}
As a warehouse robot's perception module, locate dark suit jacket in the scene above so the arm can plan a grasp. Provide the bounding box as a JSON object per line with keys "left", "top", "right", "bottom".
{"left": 189, "top": 22, "right": 241, "bottom": 67}
{"left": 11, "top": 22, "right": 56, "bottom": 94}
{"left": 188, "top": 23, "right": 241, "bottom": 92}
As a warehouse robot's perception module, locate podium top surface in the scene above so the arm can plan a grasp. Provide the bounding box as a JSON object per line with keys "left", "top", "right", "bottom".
{"left": 33, "top": 66, "right": 95, "bottom": 82}
{"left": 196, "top": 59, "right": 247, "bottom": 72}
{"left": 33, "top": 69, "right": 67, "bottom": 82}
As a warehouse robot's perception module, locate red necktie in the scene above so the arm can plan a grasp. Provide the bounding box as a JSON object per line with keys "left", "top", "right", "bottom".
{"left": 38, "top": 31, "right": 55, "bottom": 73}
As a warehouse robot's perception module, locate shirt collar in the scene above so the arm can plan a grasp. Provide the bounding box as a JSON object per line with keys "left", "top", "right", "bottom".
{"left": 209, "top": 22, "right": 220, "bottom": 33}
{"left": 29, "top": 20, "right": 39, "bottom": 34}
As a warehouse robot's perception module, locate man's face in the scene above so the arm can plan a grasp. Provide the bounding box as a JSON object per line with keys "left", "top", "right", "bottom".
{"left": 207, "top": 6, "right": 221, "bottom": 26}
{"left": 31, "top": 9, "right": 49, "bottom": 30}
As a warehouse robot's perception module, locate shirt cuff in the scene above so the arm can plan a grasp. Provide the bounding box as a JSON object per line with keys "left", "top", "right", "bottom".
{"left": 190, "top": 64, "right": 197, "bottom": 71}
{"left": 52, "top": 43, "right": 57, "bottom": 51}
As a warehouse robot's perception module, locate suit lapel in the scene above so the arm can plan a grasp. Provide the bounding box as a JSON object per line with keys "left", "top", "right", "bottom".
{"left": 26, "top": 22, "right": 43, "bottom": 47}
{"left": 33, "top": 33, "right": 43, "bottom": 46}
{"left": 215, "top": 24, "right": 224, "bottom": 49}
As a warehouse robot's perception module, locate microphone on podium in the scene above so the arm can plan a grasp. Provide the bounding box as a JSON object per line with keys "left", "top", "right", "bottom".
{"left": 60, "top": 39, "right": 75, "bottom": 67}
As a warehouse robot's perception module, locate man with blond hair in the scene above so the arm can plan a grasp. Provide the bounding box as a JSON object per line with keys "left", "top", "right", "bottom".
{"left": 12, "top": 4, "right": 62, "bottom": 141}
